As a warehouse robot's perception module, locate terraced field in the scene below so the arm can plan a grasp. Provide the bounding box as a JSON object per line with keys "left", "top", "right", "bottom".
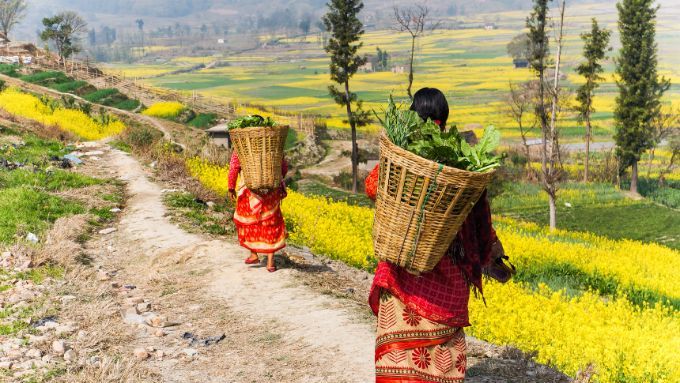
{"left": 107, "top": 1, "right": 680, "bottom": 142}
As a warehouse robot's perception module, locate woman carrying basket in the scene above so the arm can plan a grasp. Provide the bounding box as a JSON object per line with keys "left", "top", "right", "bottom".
{"left": 365, "top": 88, "right": 514, "bottom": 382}
{"left": 228, "top": 151, "right": 288, "bottom": 272}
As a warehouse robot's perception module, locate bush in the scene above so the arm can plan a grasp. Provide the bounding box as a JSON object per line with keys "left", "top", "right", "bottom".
{"left": 121, "top": 124, "right": 163, "bottom": 151}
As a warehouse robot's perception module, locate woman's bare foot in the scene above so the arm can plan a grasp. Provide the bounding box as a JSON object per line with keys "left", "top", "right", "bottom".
{"left": 245, "top": 252, "right": 259, "bottom": 265}
{"left": 266, "top": 254, "right": 276, "bottom": 272}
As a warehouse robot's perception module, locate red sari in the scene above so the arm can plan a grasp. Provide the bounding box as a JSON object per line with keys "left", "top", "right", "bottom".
{"left": 228, "top": 152, "right": 287, "bottom": 254}
{"left": 365, "top": 165, "right": 498, "bottom": 383}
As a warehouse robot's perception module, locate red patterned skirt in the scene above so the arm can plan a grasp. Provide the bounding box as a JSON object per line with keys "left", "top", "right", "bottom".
{"left": 233, "top": 187, "right": 286, "bottom": 254}
{"left": 376, "top": 291, "right": 466, "bottom": 383}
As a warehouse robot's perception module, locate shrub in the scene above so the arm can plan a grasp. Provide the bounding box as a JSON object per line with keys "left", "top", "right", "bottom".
{"left": 120, "top": 124, "right": 163, "bottom": 151}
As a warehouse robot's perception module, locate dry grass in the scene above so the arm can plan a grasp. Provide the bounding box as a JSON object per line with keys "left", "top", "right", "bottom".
{"left": 0, "top": 110, "right": 77, "bottom": 142}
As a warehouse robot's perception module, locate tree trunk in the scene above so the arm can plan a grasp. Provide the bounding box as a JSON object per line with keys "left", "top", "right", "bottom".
{"left": 630, "top": 159, "right": 638, "bottom": 195}
{"left": 549, "top": 191, "right": 557, "bottom": 230}
{"left": 344, "top": 80, "right": 358, "bottom": 193}
{"left": 584, "top": 117, "right": 591, "bottom": 182}
{"left": 647, "top": 148, "right": 655, "bottom": 180}
{"left": 407, "top": 35, "right": 416, "bottom": 100}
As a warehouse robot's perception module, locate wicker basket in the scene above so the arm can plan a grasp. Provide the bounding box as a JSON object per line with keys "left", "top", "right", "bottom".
{"left": 373, "top": 133, "right": 495, "bottom": 275}
{"left": 229, "top": 125, "right": 289, "bottom": 191}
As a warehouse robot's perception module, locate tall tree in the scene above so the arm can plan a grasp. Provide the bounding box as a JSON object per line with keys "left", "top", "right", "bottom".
{"left": 324, "top": 0, "right": 368, "bottom": 193}
{"left": 394, "top": 4, "right": 435, "bottom": 100}
{"left": 135, "top": 19, "right": 144, "bottom": 55}
{"left": 40, "top": 12, "right": 87, "bottom": 63}
{"left": 575, "top": 18, "right": 611, "bottom": 182}
{"left": 614, "top": 0, "right": 670, "bottom": 194}
{"left": 299, "top": 14, "right": 311, "bottom": 37}
{"left": 527, "top": 0, "right": 565, "bottom": 230}
{"left": 0, "top": 0, "right": 27, "bottom": 41}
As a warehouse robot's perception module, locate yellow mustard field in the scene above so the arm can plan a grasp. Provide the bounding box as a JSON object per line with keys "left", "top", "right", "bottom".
{"left": 184, "top": 157, "right": 680, "bottom": 381}
{"left": 0, "top": 88, "right": 125, "bottom": 140}
{"left": 142, "top": 101, "right": 186, "bottom": 119}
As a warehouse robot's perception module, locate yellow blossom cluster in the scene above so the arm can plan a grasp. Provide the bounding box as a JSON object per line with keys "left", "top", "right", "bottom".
{"left": 0, "top": 88, "right": 125, "bottom": 140}
{"left": 281, "top": 191, "right": 375, "bottom": 269}
{"left": 184, "top": 157, "right": 230, "bottom": 197}
{"left": 142, "top": 101, "right": 186, "bottom": 119}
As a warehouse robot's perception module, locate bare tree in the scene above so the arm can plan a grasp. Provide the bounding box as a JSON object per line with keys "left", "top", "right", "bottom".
{"left": 543, "top": 0, "right": 567, "bottom": 230}
{"left": 0, "top": 0, "right": 27, "bottom": 41}
{"left": 507, "top": 81, "right": 538, "bottom": 174}
{"left": 647, "top": 106, "right": 679, "bottom": 179}
{"left": 394, "top": 4, "right": 435, "bottom": 99}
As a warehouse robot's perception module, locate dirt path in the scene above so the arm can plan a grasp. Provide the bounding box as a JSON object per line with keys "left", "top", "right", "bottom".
{"left": 105, "top": 148, "right": 375, "bottom": 382}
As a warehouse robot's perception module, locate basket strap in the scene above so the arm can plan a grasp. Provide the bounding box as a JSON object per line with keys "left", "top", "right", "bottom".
{"left": 405, "top": 164, "right": 444, "bottom": 270}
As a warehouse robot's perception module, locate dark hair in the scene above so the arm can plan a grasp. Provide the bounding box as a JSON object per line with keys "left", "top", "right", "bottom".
{"left": 410, "top": 87, "right": 449, "bottom": 130}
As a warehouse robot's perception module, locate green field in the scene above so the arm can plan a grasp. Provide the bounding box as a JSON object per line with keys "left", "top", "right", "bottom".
{"left": 107, "top": 1, "right": 680, "bottom": 142}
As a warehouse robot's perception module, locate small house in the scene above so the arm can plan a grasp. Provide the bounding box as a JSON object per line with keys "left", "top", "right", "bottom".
{"left": 206, "top": 124, "right": 231, "bottom": 148}
{"left": 513, "top": 59, "right": 529, "bottom": 68}
{"left": 484, "top": 23, "right": 498, "bottom": 30}
{"left": 359, "top": 62, "right": 373, "bottom": 73}
{"left": 391, "top": 65, "right": 405, "bottom": 74}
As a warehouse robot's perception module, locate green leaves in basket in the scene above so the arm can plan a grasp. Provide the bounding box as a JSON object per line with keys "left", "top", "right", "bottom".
{"left": 376, "top": 97, "right": 501, "bottom": 172}
{"left": 228, "top": 115, "right": 276, "bottom": 130}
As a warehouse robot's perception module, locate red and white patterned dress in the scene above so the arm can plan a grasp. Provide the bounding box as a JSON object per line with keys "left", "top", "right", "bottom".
{"left": 228, "top": 152, "right": 287, "bottom": 254}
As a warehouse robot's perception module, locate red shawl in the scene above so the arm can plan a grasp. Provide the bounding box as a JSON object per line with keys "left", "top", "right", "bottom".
{"left": 365, "top": 165, "right": 497, "bottom": 328}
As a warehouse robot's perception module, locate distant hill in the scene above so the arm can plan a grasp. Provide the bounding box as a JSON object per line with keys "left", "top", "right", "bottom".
{"left": 12, "top": 0, "right": 634, "bottom": 42}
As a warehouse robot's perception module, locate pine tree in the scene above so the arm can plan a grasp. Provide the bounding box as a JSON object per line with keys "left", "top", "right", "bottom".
{"left": 614, "top": 0, "right": 670, "bottom": 194}
{"left": 323, "top": 0, "right": 368, "bottom": 193}
{"left": 575, "top": 18, "right": 610, "bottom": 183}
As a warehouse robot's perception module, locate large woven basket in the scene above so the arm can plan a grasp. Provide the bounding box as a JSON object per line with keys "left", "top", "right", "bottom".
{"left": 229, "top": 125, "right": 289, "bottom": 191}
{"left": 373, "top": 133, "right": 495, "bottom": 275}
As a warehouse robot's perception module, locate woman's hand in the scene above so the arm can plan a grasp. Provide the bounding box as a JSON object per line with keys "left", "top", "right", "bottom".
{"left": 483, "top": 240, "right": 516, "bottom": 284}
{"left": 228, "top": 189, "right": 237, "bottom": 201}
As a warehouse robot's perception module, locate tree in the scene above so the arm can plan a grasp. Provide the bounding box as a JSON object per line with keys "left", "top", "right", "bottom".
{"left": 40, "top": 12, "right": 87, "bottom": 63}
{"left": 507, "top": 81, "right": 538, "bottom": 175}
{"left": 135, "top": 19, "right": 144, "bottom": 55}
{"left": 375, "top": 47, "right": 389, "bottom": 71}
{"left": 575, "top": 18, "right": 611, "bottom": 182}
{"left": 299, "top": 14, "right": 311, "bottom": 36}
{"left": 614, "top": 0, "right": 671, "bottom": 195}
{"left": 647, "top": 106, "right": 679, "bottom": 179}
{"left": 0, "top": 0, "right": 27, "bottom": 41}
{"left": 506, "top": 33, "right": 531, "bottom": 61}
{"left": 323, "top": 0, "right": 368, "bottom": 193}
{"left": 394, "top": 4, "right": 435, "bottom": 99}
{"left": 527, "top": 0, "right": 565, "bottom": 230}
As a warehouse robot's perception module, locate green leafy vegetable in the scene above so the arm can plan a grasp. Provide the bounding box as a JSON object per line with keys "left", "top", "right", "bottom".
{"left": 228, "top": 115, "right": 277, "bottom": 130}
{"left": 377, "top": 98, "right": 501, "bottom": 172}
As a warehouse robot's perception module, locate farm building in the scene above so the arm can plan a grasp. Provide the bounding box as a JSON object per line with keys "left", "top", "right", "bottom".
{"left": 513, "top": 59, "right": 529, "bottom": 68}
{"left": 206, "top": 124, "right": 231, "bottom": 148}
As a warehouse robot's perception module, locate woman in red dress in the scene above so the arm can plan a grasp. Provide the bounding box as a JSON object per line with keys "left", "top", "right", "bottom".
{"left": 366, "top": 88, "right": 511, "bottom": 382}
{"left": 227, "top": 152, "right": 288, "bottom": 272}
